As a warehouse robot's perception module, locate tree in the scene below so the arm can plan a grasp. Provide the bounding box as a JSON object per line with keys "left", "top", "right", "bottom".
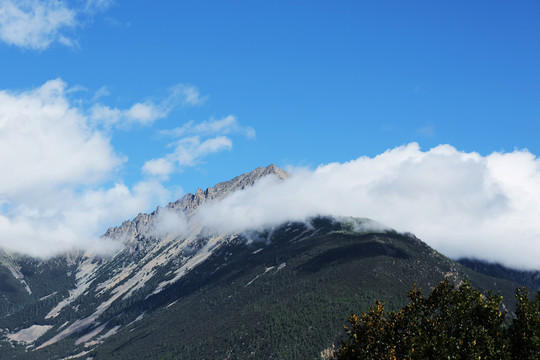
{"left": 334, "top": 279, "right": 540, "bottom": 360}
{"left": 509, "top": 287, "right": 540, "bottom": 360}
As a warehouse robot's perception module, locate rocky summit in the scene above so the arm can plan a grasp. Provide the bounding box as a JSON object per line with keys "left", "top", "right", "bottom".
{"left": 104, "top": 164, "right": 289, "bottom": 243}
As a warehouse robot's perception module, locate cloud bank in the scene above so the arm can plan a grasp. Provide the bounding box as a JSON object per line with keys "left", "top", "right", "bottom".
{"left": 196, "top": 143, "right": 540, "bottom": 270}
{"left": 0, "top": 79, "right": 252, "bottom": 258}
{"left": 0, "top": 0, "right": 113, "bottom": 50}
{"left": 0, "top": 79, "right": 173, "bottom": 257}
{"left": 0, "top": 79, "right": 120, "bottom": 195}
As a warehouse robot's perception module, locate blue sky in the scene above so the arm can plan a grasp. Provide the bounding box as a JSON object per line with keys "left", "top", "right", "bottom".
{"left": 1, "top": 1, "right": 540, "bottom": 266}
{"left": 2, "top": 1, "right": 539, "bottom": 188}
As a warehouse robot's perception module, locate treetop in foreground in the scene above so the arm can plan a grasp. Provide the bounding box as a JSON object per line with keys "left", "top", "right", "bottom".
{"left": 334, "top": 279, "right": 540, "bottom": 360}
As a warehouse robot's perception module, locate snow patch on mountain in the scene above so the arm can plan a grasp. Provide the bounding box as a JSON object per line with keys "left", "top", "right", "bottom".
{"left": 152, "top": 232, "right": 230, "bottom": 295}
{"left": 75, "top": 323, "right": 107, "bottom": 346}
{"left": 82, "top": 325, "right": 120, "bottom": 348}
{"left": 0, "top": 255, "right": 32, "bottom": 295}
{"left": 37, "top": 316, "right": 101, "bottom": 349}
{"left": 45, "top": 258, "right": 99, "bottom": 319}
{"left": 6, "top": 325, "right": 52, "bottom": 344}
{"left": 95, "top": 263, "right": 138, "bottom": 296}
{"left": 39, "top": 291, "right": 58, "bottom": 301}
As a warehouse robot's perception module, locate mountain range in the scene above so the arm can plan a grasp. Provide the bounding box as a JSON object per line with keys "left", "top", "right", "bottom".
{"left": 0, "top": 165, "right": 536, "bottom": 359}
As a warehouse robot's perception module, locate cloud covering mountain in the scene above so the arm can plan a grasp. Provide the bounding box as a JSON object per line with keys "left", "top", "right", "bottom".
{"left": 196, "top": 144, "right": 540, "bottom": 270}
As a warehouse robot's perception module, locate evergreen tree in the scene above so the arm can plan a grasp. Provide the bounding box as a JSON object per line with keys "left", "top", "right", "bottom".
{"left": 509, "top": 287, "right": 540, "bottom": 360}
{"left": 334, "top": 279, "right": 540, "bottom": 360}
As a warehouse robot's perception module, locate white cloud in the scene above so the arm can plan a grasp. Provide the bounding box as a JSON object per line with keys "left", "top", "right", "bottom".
{"left": 150, "top": 207, "right": 188, "bottom": 238}
{"left": 0, "top": 79, "right": 171, "bottom": 257}
{"left": 0, "top": 79, "right": 122, "bottom": 196}
{"left": 142, "top": 158, "right": 174, "bottom": 178}
{"left": 195, "top": 143, "right": 540, "bottom": 270}
{"left": 0, "top": 0, "right": 112, "bottom": 50}
{"left": 90, "top": 84, "right": 204, "bottom": 129}
{"left": 0, "top": 179, "right": 169, "bottom": 258}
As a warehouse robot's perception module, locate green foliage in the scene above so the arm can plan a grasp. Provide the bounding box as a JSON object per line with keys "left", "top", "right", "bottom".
{"left": 334, "top": 280, "right": 540, "bottom": 360}
{"left": 509, "top": 287, "right": 540, "bottom": 359}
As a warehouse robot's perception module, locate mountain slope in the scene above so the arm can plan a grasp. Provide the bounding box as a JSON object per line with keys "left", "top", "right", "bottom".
{"left": 88, "top": 218, "right": 521, "bottom": 360}
{"left": 458, "top": 258, "right": 540, "bottom": 291}
{"left": 0, "top": 165, "right": 291, "bottom": 357}
{"left": 0, "top": 165, "right": 528, "bottom": 359}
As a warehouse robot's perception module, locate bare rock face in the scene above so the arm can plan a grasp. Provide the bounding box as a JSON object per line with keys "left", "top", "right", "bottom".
{"left": 104, "top": 164, "right": 289, "bottom": 242}
{"left": 167, "top": 164, "right": 289, "bottom": 216}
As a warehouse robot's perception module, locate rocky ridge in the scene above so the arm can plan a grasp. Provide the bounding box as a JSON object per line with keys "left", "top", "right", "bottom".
{"left": 168, "top": 163, "right": 289, "bottom": 216}
{"left": 104, "top": 164, "right": 289, "bottom": 243}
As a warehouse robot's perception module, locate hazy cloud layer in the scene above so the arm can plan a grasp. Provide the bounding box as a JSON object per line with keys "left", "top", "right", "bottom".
{"left": 196, "top": 143, "right": 540, "bottom": 270}
{"left": 0, "top": 79, "right": 170, "bottom": 257}
{"left": 0, "top": 0, "right": 113, "bottom": 50}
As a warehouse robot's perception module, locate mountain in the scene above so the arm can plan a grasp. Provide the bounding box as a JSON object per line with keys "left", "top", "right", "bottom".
{"left": 458, "top": 258, "right": 540, "bottom": 291}
{"left": 0, "top": 165, "right": 528, "bottom": 359}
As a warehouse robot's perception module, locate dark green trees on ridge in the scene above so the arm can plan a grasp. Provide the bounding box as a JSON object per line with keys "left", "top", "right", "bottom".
{"left": 334, "top": 279, "right": 540, "bottom": 360}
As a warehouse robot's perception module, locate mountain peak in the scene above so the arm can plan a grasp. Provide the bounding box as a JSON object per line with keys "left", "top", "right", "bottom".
{"left": 256, "top": 164, "right": 289, "bottom": 180}
{"left": 104, "top": 165, "right": 290, "bottom": 241}
{"left": 167, "top": 164, "right": 289, "bottom": 216}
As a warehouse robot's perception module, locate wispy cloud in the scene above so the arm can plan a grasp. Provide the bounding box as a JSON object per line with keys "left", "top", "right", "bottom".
{"left": 0, "top": 0, "right": 113, "bottom": 50}
{"left": 144, "top": 115, "right": 253, "bottom": 178}
{"left": 89, "top": 84, "right": 204, "bottom": 129}
{"left": 196, "top": 143, "right": 540, "bottom": 270}
{"left": 83, "top": 0, "right": 114, "bottom": 13}
{"left": 92, "top": 85, "right": 110, "bottom": 101}
{"left": 171, "top": 136, "right": 233, "bottom": 166}
{"left": 90, "top": 102, "right": 167, "bottom": 128}
{"left": 143, "top": 136, "right": 232, "bottom": 177}
{"left": 416, "top": 124, "right": 435, "bottom": 137}
{"left": 161, "top": 115, "right": 255, "bottom": 139}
